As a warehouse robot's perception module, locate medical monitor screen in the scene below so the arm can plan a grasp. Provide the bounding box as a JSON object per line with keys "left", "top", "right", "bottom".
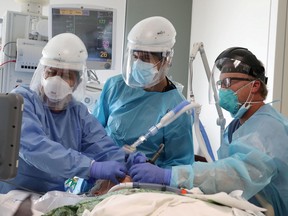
{"left": 49, "top": 5, "right": 115, "bottom": 70}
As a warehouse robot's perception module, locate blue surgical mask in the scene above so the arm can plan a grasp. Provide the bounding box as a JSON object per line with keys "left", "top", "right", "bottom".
{"left": 131, "top": 59, "right": 158, "bottom": 86}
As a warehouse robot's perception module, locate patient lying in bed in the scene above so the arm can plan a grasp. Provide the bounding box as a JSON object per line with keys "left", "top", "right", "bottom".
{"left": 38, "top": 177, "right": 266, "bottom": 216}
{"left": 0, "top": 175, "right": 266, "bottom": 216}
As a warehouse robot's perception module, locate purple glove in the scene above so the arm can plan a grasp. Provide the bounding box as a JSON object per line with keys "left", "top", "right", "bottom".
{"left": 125, "top": 152, "right": 147, "bottom": 169}
{"left": 129, "top": 163, "right": 171, "bottom": 185}
{"left": 90, "top": 161, "right": 127, "bottom": 184}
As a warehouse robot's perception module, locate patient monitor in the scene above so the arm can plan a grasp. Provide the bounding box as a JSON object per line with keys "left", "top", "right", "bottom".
{"left": 0, "top": 93, "right": 24, "bottom": 179}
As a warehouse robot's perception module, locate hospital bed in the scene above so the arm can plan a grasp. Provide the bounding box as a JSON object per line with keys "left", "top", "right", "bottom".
{"left": 0, "top": 181, "right": 266, "bottom": 216}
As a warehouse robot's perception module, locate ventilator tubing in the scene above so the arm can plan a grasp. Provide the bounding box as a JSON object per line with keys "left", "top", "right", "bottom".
{"left": 193, "top": 106, "right": 214, "bottom": 162}
{"left": 122, "top": 100, "right": 191, "bottom": 153}
{"left": 108, "top": 182, "right": 188, "bottom": 195}
{"left": 123, "top": 100, "right": 215, "bottom": 163}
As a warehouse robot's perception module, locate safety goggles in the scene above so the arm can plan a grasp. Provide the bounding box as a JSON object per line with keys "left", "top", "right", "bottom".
{"left": 216, "top": 77, "right": 255, "bottom": 89}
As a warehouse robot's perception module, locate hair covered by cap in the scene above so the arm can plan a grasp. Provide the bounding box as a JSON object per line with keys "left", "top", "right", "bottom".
{"left": 215, "top": 47, "right": 268, "bottom": 84}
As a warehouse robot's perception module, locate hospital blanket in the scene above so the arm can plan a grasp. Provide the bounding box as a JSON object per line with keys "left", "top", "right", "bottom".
{"left": 43, "top": 188, "right": 265, "bottom": 216}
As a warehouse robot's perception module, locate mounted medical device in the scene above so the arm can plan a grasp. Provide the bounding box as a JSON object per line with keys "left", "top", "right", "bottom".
{"left": 0, "top": 0, "right": 48, "bottom": 93}
{"left": 15, "top": 39, "right": 47, "bottom": 72}
{"left": 48, "top": 4, "right": 116, "bottom": 71}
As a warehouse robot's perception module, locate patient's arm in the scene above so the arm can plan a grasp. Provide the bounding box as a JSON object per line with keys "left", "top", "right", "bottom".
{"left": 13, "top": 195, "right": 33, "bottom": 216}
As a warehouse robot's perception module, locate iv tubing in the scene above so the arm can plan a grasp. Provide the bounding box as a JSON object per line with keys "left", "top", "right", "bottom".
{"left": 108, "top": 182, "right": 188, "bottom": 195}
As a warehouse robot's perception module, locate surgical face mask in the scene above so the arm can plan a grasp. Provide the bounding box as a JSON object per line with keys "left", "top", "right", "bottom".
{"left": 131, "top": 59, "right": 159, "bottom": 86}
{"left": 218, "top": 81, "right": 253, "bottom": 119}
{"left": 219, "top": 88, "right": 240, "bottom": 117}
{"left": 42, "top": 76, "right": 73, "bottom": 102}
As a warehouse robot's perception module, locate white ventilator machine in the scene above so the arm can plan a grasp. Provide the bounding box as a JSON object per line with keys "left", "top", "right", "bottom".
{"left": 123, "top": 42, "right": 225, "bottom": 163}
{"left": 0, "top": 0, "right": 49, "bottom": 93}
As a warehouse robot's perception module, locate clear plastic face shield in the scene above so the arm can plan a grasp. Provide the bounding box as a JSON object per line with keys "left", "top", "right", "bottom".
{"left": 209, "top": 58, "right": 257, "bottom": 104}
{"left": 30, "top": 61, "right": 87, "bottom": 111}
{"left": 122, "top": 48, "right": 173, "bottom": 88}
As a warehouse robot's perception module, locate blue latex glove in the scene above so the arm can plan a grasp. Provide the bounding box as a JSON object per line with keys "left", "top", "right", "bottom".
{"left": 129, "top": 163, "right": 171, "bottom": 185}
{"left": 125, "top": 152, "right": 147, "bottom": 169}
{"left": 90, "top": 161, "right": 127, "bottom": 184}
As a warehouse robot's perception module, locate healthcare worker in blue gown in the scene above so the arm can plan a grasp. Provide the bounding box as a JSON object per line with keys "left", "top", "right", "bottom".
{"left": 0, "top": 33, "right": 128, "bottom": 194}
{"left": 129, "top": 47, "right": 288, "bottom": 216}
{"left": 93, "top": 16, "right": 194, "bottom": 168}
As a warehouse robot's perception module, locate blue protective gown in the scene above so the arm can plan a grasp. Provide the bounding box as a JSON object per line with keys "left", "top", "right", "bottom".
{"left": 170, "top": 104, "right": 288, "bottom": 216}
{"left": 0, "top": 85, "right": 125, "bottom": 194}
{"left": 93, "top": 74, "right": 194, "bottom": 168}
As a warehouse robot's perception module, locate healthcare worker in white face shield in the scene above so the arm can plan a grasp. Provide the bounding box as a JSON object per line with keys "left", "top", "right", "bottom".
{"left": 93, "top": 16, "right": 194, "bottom": 168}
{"left": 0, "top": 33, "right": 128, "bottom": 194}
{"left": 129, "top": 47, "right": 288, "bottom": 216}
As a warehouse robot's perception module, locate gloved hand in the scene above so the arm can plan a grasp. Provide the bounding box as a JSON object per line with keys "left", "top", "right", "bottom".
{"left": 125, "top": 152, "right": 147, "bottom": 169}
{"left": 90, "top": 161, "right": 127, "bottom": 184}
{"left": 129, "top": 163, "right": 171, "bottom": 185}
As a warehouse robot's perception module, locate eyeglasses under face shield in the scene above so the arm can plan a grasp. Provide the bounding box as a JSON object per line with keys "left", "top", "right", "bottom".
{"left": 216, "top": 77, "right": 255, "bottom": 89}
{"left": 209, "top": 58, "right": 264, "bottom": 104}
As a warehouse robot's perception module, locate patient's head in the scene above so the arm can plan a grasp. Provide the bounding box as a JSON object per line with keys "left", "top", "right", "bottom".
{"left": 90, "top": 175, "right": 132, "bottom": 196}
